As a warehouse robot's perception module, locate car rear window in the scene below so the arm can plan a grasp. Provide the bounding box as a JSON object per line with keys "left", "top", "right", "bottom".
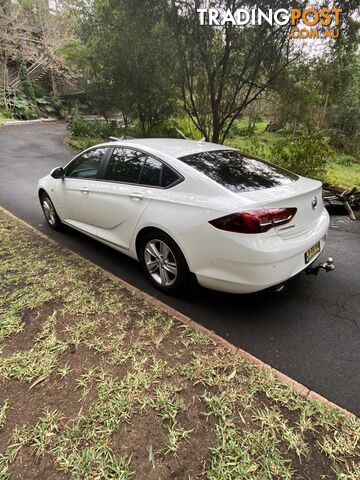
{"left": 179, "top": 150, "right": 298, "bottom": 192}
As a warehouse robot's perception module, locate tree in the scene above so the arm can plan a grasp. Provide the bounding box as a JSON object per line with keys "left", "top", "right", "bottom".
{"left": 0, "top": 0, "right": 80, "bottom": 100}
{"left": 161, "top": 0, "right": 302, "bottom": 143}
{"left": 270, "top": 59, "right": 322, "bottom": 136}
{"left": 313, "top": 13, "right": 360, "bottom": 154}
{"left": 75, "top": 0, "right": 177, "bottom": 134}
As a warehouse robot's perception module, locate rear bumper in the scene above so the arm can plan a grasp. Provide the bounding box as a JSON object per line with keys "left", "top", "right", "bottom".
{"left": 191, "top": 209, "right": 330, "bottom": 294}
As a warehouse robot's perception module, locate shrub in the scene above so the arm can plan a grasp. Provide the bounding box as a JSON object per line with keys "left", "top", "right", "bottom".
{"left": 68, "top": 116, "right": 124, "bottom": 139}
{"left": 0, "top": 92, "right": 39, "bottom": 120}
{"left": 269, "top": 130, "right": 329, "bottom": 180}
{"left": 36, "top": 97, "right": 64, "bottom": 116}
{"left": 242, "top": 137, "right": 270, "bottom": 158}
{"left": 66, "top": 136, "right": 104, "bottom": 151}
{"left": 164, "top": 116, "right": 202, "bottom": 140}
{"left": 228, "top": 136, "right": 271, "bottom": 159}
{"left": 12, "top": 96, "right": 39, "bottom": 120}
{"left": 334, "top": 153, "right": 355, "bottom": 166}
{"left": 227, "top": 122, "right": 250, "bottom": 138}
{"left": 0, "top": 108, "right": 14, "bottom": 119}
{"left": 68, "top": 114, "right": 205, "bottom": 141}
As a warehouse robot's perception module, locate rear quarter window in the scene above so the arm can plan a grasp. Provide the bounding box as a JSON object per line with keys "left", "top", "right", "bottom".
{"left": 179, "top": 150, "right": 298, "bottom": 192}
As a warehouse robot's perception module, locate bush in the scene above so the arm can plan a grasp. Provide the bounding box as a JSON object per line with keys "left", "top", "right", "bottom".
{"left": 228, "top": 136, "right": 270, "bottom": 159}
{"left": 0, "top": 108, "right": 14, "bottom": 119}
{"left": 227, "top": 122, "right": 250, "bottom": 138}
{"left": 333, "top": 153, "right": 355, "bottom": 166}
{"left": 68, "top": 114, "right": 205, "bottom": 141}
{"left": 269, "top": 131, "right": 330, "bottom": 180}
{"left": 66, "top": 136, "right": 105, "bottom": 151}
{"left": 0, "top": 92, "right": 39, "bottom": 120}
{"left": 68, "top": 116, "right": 124, "bottom": 139}
{"left": 242, "top": 137, "right": 270, "bottom": 158}
{"left": 36, "top": 97, "right": 64, "bottom": 116}
{"left": 0, "top": 88, "right": 68, "bottom": 120}
{"left": 162, "top": 116, "right": 202, "bottom": 140}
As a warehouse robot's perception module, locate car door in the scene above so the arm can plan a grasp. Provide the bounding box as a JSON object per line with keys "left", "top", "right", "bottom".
{"left": 91, "top": 147, "right": 163, "bottom": 250}
{"left": 55, "top": 147, "right": 108, "bottom": 235}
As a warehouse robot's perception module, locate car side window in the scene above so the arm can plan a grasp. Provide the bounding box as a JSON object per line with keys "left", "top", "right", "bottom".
{"left": 106, "top": 148, "right": 146, "bottom": 183}
{"left": 139, "top": 158, "right": 180, "bottom": 188}
{"left": 139, "top": 156, "right": 163, "bottom": 187}
{"left": 161, "top": 165, "right": 179, "bottom": 188}
{"left": 66, "top": 148, "right": 107, "bottom": 179}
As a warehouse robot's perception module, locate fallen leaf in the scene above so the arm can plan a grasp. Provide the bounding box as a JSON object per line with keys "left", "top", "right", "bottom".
{"left": 29, "top": 375, "right": 48, "bottom": 390}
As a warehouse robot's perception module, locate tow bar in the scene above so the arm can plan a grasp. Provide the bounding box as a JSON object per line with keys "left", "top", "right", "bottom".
{"left": 306, "top": 257, "right": 335, "bottom": 276}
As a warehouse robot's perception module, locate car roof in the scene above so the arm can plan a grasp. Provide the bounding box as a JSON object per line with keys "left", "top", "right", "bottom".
{"left": 105, "top": 138, "right": 232, "bottom": 158}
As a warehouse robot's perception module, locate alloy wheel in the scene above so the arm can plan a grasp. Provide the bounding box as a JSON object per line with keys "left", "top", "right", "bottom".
{"left": 42, "top": 198, "right": 56, "bottom": 226}
{"left": 144, "top": 239, "right": 178, "bottom": 287}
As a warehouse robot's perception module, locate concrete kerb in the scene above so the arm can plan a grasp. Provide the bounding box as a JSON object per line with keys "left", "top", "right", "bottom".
{"left": 2, "top": 118, "right": 57, "bottom": 126}
{"left": 0, "top": 206, "right": 355, "bottom": 419}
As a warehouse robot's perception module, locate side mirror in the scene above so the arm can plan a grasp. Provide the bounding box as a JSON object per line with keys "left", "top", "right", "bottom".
{"left": 51, "top": 167, "right": 65, "bottom": 179}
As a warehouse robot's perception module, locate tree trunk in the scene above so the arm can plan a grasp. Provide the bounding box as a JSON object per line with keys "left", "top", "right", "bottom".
{"left": 50, "top": 70, "right": 57, "bottom": 97}
{"left": 211, "top": 128, "right": 220, "bottom": 144}
{"left": 2, "top": 53, "right": 8, "bottom": 110}
{"left": 291, "top": 118, "right": 298, "bottom": 139}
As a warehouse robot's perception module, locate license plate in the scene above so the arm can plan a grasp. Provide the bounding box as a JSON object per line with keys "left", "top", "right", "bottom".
{"left": 305, "top": 241, "right": 321, "bottom": 264}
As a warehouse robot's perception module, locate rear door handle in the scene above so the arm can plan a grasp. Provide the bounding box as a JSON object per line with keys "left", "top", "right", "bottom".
{"left": 129, "top": 193, "right": 144, "bottom": 201}
{"left": 80, "top": 187, "right": 89, "bottom": 194}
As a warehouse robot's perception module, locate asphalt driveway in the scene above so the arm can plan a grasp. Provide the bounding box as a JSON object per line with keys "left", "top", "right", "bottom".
{"left": 0, "top": 121, "right": 359, "bottom": 415}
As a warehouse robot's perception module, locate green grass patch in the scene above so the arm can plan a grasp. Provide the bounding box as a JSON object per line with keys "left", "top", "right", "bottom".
{"left": 325, "top": 161, "right": 360, "bottom": 189}
{"left": 0, "top": 116, "right": 16, "bottom": 126}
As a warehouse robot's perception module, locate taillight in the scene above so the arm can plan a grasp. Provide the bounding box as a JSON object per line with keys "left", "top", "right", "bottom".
{"left": 209, "top": 208, "right": 297, "bottom": 234}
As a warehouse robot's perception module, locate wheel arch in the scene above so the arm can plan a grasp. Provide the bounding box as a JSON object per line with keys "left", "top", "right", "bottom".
{"left": 135, "top": 226, "right": 165, "bottom": 261}
{"left": 135, "top": 226, "right": 191, "bottom": 272}
{"left": 38, "top": 188, "right": 48, "bottom": 201}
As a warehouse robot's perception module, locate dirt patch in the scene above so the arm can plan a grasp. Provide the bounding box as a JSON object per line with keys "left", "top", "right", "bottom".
{"left": 9, "top": 448, "right": 66, "bottom": 480}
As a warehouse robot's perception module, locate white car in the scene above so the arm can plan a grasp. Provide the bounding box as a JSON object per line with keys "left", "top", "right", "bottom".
{"left": 38, "top": 138, "right": 330, "bottom": 294}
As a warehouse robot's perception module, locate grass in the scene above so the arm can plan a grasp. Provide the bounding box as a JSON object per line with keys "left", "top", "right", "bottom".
{"left": 0, "top": 117, "right": 16, "bottom": 126}
{"left": 0, "top": 209, "right": 359, "bottom": 479}
{"left": 0, "top": 402, "right": 9, "bottom": 432}
{"left": 325, "top": 161, "right": 360, "bottom": 189}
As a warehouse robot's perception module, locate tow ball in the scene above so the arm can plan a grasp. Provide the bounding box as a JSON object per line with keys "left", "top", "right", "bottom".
{"left": 306, "top": 257, "right": 335, "bottom": 276}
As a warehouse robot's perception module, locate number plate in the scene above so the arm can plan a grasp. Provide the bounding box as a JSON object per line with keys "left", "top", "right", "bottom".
{"left": 305, "top": 241, "right": 321, "bottom": 264}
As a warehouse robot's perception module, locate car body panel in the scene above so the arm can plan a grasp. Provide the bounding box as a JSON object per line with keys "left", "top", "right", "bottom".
{"left": 90, "top": 180, "right": 153, "bottom": 249}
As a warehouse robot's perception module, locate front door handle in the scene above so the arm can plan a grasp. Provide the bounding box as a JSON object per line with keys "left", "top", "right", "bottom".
{"left": 80, "top": 187, "right": 89, "bottom": 194}
{"left": 129, "top": 193, "right": 144, "bottom": 201}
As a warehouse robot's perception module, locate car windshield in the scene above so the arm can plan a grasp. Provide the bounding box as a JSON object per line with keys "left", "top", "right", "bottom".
{"left": 179, "top": 150, "right": 298, "bottom": 192}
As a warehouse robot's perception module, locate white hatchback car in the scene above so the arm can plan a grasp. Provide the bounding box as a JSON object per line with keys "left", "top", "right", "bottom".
{"left": 38, "top": 138, "right": 330, "bottom": 294}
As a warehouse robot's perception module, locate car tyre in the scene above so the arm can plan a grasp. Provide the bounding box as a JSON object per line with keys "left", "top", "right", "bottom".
{"left": 40, "top": 193, "right": 62, "bottom": 230}
{"left": 140, "top": 230, "right": 189, "bottom": 295}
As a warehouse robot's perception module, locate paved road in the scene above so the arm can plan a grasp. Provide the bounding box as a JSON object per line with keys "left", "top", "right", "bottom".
{"left": 1, "top": 122, "right": 359, "bottom": 415}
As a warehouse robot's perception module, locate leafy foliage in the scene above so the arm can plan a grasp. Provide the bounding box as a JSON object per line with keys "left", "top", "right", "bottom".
{"left": 69, "top": 116, "right": 122, "bottom": 139}
{"left": 270, "top": 131, "right": 330, "bottom": 180}
{"left": 0, "top": 92, "right": 38, "bottom": 120}
{"left": 334, "top": 154, "right": 356, "bottom": 166}
{"left": 70, "top": 0, "right": 178, "bottom": 135}
{"left": 0, "top": 91, "right": 63, "bottom": 120}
